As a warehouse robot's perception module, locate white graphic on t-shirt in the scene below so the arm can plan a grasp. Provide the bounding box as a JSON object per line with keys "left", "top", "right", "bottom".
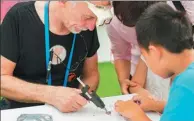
{"left": 50, "top": 45, "right": 66, "bottom": 65}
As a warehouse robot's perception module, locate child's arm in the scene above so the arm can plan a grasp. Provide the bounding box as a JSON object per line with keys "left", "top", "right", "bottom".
{"left": 130, "top": 85, "right": 151, "bottom": 97}
{"left": 130, "top": 114, "right": 151, "bottom": 121}
{"left": 152, "top": 100, "right": 166, "bottom": 113}
{"left": 115, "top": 100, "right": 151, "bottom": 121}
{"left": 130, "top": 58, "right": 148, "bottom": 88}
{"left": 132, "top": 95, "right": 166, "bottom": 113}
{"left": 128, "top": 58, "right": 166, "bottom": 113}
{"left": 129, "top": 58, "right": 150, "bottom": 96}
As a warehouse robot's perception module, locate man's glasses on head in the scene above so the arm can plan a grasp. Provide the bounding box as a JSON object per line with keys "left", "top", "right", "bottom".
{"left": 85, "top": 1, "right": 113, "bottom": 26}
{"left": 98, "top": 17, "right": 112, "bottom": 26}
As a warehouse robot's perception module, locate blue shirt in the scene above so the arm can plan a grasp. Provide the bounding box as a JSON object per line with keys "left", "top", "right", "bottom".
{"left": 160, "top": 62, "right": 194, "bottom": 121}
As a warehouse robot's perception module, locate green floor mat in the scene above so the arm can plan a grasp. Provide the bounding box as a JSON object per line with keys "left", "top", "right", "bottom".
{"left": 97, "top": 62, "right": 121, "bottom": 97}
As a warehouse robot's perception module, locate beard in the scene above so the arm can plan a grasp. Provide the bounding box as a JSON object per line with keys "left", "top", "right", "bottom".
{"left": 69, "top": 27, "right": 88, "bottom": 34}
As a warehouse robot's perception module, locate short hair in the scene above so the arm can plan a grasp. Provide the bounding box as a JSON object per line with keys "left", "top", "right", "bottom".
{"left": 112, "top": 1, "right": 158, "bottom": 27}
{"left": 136, "top": 2, "right": 193, "bottom": 53}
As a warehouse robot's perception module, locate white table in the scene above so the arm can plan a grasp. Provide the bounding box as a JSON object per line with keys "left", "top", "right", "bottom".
{"left": 1, "top": 94, "right": 161, "bottom": 121}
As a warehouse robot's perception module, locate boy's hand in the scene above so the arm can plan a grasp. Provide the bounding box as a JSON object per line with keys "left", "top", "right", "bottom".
{"left": 132, "top": 95, "right": 156, "bottom": 112}
{"left": 128, "top": 83, "right": 153, "bottom": 98}
{"left": 115, "top": 100, "right": 149, "bottom": 121}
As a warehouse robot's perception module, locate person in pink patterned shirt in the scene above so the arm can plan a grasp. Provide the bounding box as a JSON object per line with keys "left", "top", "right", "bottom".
{"left": 107, "top": 1, "right": 194, "bottom": 114}
{"left": 167, "top": 1, "right": 194, "bottom": 34}
{"left": 106, "top": 1, "right": 170, "bottom": 113}
{"left": 167, "top": 1, "right": 194, "bottom": 26}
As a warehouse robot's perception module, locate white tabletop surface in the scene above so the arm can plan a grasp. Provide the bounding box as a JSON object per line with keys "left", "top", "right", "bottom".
{"left": 1, "top": 94, "right": 161, "bottom": 121}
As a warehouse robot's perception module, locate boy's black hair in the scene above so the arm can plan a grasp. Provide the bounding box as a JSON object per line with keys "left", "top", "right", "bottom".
{"left": 112, "top": 1, "right": 158, "bottom": 27}
{"left": 136, "top": 2, "right": 193, "bottom": 53}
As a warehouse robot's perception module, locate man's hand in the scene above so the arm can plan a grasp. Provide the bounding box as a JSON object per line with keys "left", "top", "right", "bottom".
{"left": 132, "top": 95, "right": 157, "bottom": 112}
{"left": 48, "top": 87, "right": 88, "bottom": 113}
{"left": 120, "top": 79, "right": 137, "bottom": 94}
{"left": 81, "top": 54, "right": 99, "bottom": 91}
{"left": 115, "top": 100, "right": 150, "bottom": 121}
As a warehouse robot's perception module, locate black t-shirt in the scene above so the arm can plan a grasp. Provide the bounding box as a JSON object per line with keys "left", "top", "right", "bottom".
{"left": 1, "top": 1, "right": 100, "bottom": 109}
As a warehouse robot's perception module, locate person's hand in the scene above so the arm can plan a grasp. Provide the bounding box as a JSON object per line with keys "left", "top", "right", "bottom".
{"left": 48, "top": 87, "right": 88, "bottom": 113}
{"left": 129, "top": 86, "right": 153, "bottom": 98}
{"left": 115, "top": 100, "right": 149, "bottom": 121}
{"left": 120, "top": 79, "right": 137, "bottom": 94}
{"left": 132, "top": 95, "right": 156, "bottom": 112}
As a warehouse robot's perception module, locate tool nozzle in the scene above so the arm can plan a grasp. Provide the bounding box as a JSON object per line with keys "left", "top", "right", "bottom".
{"left": 104, "top": 108, "right": 111, "bottom": 115}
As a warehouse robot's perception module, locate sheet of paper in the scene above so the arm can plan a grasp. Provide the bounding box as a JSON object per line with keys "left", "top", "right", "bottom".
{"left": 1, "top": 94, "right": 160, "bottom": 121}
{"left": 51, "top": 97, "right": 127, "bottom": 121}
{"left": 51, "top": 94, "right": 160, "bottom": 121}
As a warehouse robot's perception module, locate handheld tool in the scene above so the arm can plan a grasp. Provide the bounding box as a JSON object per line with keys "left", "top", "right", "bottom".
{"left": 77, "top": 78, "right": 111, "bottom": 115}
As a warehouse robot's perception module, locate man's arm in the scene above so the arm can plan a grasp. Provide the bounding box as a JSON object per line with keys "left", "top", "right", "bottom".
{"left": 0, "top": 6, "right": 54, "bottom": 105}
{"left": 1, "top": 56, "right": 53, "bottom": 104}
{"left": 80, "top": 53, "right": 99, "bottom": 91}
{"left": 1, "top": 56, "right": 87, "bottom": 112}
